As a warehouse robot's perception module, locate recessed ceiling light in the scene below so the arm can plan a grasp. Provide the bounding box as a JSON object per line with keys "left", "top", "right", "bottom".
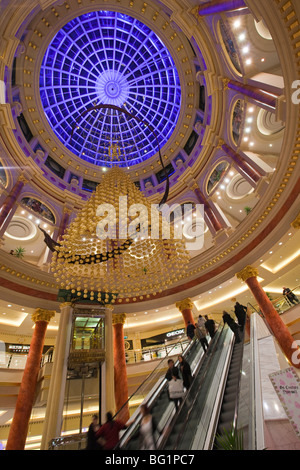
{"left": 234, "top": 19, "right": 241, "bottom": 28}
{"left": 261, "top": 58, "right": 265, "bottom": 62}
{"left": 229, "top": 171, "right": 234, "bottom": 176}
{"left": 248, "top": 107, "right": 254, "bottom": 113}
{"left": 21, "top": 210, "right": 25, "bottom": 215}
{"left": 247, "top": 117, "right": 253, "bottom": 123}
{"left": 35, "top": 219, "right": 40, "bottom": 224}
{"left": 279, "top": 242, "right": 282, "bottom": 245}
{"left": 28, "top": 215, "right": 32, "bottom": 219}
{"left": 242, "top": 46, "right": 249, "bottom": 54}
{"left": 243, "top": 137, "right": 249, "bottom": 142}
{"left": 7, "top": 304, "right": 12, "bottom": 307}
{"left": 246, "top": 58, "right": 252, "bottom": 65}
{"left": 224, "top": 178, "right": 230, "bottom": 183}
{"left": 249, "top": 142, "right": 254, "bottom": 147}
{"left": 239, "top": 33, "right": 246, "bottom": 41}
{"left": 269, "top": 251, "right": 273, "bottom": 254}
{"left": 245, "top": 127, "right": 251, "bottom": 133}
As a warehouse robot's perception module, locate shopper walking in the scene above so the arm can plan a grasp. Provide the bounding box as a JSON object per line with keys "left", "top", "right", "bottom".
{"left": 168, "top": 368, "right": 185, "bottom": 411}
{"left": 86, "top": 414, "right": 101, "bottom": 450}
{"left": 204, "top": 315, "right": 216, "bottom": 339}
{"left": 178, "top": 355, "right": 193, "bottom": 390}
{"left": 165, "top": 358, "right": 179, "bottom": 381}
{"left": 222, "top": 311, "right": 241, "bottom": 343}
{"left": 195, "top": 325, "right": 209, "bottom": 352}
{"left": 234, "top": 302, "right": 247, "bottom": 330}
{"left": 186, "top": 321, "right": 196, "bottom": 341}
{"left": 138, "top": 405, "right": 158, "bottom": 450}
{"left": 95, "top": 412, "right": 127, "bottom": 450}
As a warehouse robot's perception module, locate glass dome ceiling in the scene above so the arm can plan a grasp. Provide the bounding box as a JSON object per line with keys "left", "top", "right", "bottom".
{"left": 39, "top": 10, "right": 182, "bottom": 167}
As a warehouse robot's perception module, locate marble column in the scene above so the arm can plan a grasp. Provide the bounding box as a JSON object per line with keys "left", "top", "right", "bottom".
{"left": 192, "top": 185, "right": 224, "bottom": 234}
{"left": 175, "top": 298, "right": 196, "bottom": 327}
{"left": 6, "top": 308, "right": 55, "bottom": 450}
{"left": 112, "top": 313, "right": 129, "bottom": 423}
{"left": 56, "top": 206, "right": 72, "bottom": 242}
{"left": 227, "top": 80, "right": 278, "bottom": 108}
{"left": 198, "top": 0, "right": 245, "bottom": 15}
{"left": 221, "top": 142, "right": 263, "bottom": 186}
{"left": 236, "top": 266, "right": 300, "bottom": 369}
{"left": 40, "top": 302, "right": 73, "bottom": 450}
{"left": 0, "top": 175, "right": 27, "bottom": 235}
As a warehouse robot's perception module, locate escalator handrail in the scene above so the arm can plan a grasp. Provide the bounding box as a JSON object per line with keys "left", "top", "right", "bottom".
{"left": 115, "top": 337, "right": 199, "bottom": 447}
{"left": 208, "top": 325, "right": 246, "bottom": 450}
{"left": 158, "top": 324, "right": 225, "bottom": 450}
{"left": 113, "top": 336, "right": 193, "bottom": 422}
{"left": 231, "top": 326, "right": 246, "bottom": 432}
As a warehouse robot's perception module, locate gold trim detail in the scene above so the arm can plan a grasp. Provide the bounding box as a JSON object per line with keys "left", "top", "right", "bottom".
{"left": 291, "top": 213, "right": 300, "bottom": 229}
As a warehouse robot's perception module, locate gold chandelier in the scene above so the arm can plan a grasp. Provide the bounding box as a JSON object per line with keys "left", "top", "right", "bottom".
{"left": 51, "top": 166, "right": 189, "bottom": 303}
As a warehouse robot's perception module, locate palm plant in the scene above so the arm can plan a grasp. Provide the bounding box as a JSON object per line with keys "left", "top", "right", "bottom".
{"left": 215, "top": 426, "right": 244, "bottom": 450}
{"left": 14, "top": 247, "right": 26, "bottom": 258}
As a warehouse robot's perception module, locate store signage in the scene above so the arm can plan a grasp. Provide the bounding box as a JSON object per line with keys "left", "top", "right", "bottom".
{"left": 166, "top": 329, "right": 185, "bottom": 338}
{"left": 269, "top": 367, "right": 300, "bottom": 438}
{"left": 8, "top": 344, "right": 30, "bottom": 353}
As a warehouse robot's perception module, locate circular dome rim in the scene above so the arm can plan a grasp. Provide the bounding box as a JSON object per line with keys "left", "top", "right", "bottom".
{"left": 17, "top": 2, "right": 200, "bottom": 178}
{"left": 39, "top": 10, "right": 182, "bottom": 167}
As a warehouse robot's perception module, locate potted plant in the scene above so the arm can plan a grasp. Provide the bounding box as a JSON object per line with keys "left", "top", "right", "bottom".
{"left": 244, "top": 206, "right": 252, "bottom": 215}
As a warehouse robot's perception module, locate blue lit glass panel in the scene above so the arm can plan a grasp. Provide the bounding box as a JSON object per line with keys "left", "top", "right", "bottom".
{"left": 39, "top": 11, "right": 182, "bottom": 167}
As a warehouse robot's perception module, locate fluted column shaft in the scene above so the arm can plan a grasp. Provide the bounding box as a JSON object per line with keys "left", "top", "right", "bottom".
{"left": 112, "top": 313, "right": 129, "bottom": 422}
{"left": 40, "top": 303, "right": 73, "bottom": 450}
{"left": 0, "top": 177, "right": 27, "bottom": 232}
{"left": 193, "top": 186, "right": 223, "bottom": 234}
{"left": 221, "top": 143, "right": 263, "bottom": 186}
{"left": 6, "top": 309, "right": 55, "bottom": 450}
{"left": 227, "top": 80, "right": 278, "bottom": 108}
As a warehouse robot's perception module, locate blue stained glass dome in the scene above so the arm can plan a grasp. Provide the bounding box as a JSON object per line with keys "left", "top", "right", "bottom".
{"left": 39, "top": 11, "right": 182, "bottom": 167}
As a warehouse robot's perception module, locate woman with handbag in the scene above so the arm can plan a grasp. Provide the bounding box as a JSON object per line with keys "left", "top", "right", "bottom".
{"left": 168, "top": 368, "right": 185, "bottom": 411}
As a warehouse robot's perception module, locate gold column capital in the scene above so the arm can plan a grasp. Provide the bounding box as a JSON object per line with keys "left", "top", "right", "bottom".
{"left": 31, "top": 308, "right": 55, "bottom": 324}
{"left": 18, "top": 174, "right": 30, "bottom": 185}
{"left": 291, "top": 213, "right": 300, "bottom": 229}
{"left": 222, "top": 78, "right": 230, "bottom": 90}
{"left": 236, "top": 265, "right": 259, "bottom": 282}
{"left": 112, "top": 313, "right": 126, "bottom": 325}
{"left": 175, "top": 298, "right": 194, "bottom": 312}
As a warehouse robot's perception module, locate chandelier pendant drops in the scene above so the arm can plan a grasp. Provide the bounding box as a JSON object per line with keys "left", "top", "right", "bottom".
{"left": 51, "top": 167, "right": 189, "bottom": 303}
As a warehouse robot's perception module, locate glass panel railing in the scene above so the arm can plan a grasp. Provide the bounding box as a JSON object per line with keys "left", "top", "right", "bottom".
{"left": 116, "top": 334, "right": 208, "bottom": 449}
{"left": 160, "top": 325, "right": 233, "bottom": 450}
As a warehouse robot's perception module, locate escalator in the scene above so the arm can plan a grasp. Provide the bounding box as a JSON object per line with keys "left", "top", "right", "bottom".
{"left": 158, "top": 324, "right": 245, "bottom": 450}
{"left": 116, "top": 332, "right": 209, "bottom": 450}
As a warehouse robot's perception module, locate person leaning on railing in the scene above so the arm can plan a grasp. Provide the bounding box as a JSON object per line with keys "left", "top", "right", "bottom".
{"left": 283, "top": 287, "right": 299, "bottom": 306}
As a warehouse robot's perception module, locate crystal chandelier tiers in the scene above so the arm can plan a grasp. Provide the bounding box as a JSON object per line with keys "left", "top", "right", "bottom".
{"left": 51, "top": 166, "right": 190, "bottom": 303}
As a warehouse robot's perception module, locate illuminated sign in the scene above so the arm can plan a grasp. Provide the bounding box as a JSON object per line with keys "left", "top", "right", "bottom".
{"left": 166, "top": 329, "right": 185, "bottom": 338}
